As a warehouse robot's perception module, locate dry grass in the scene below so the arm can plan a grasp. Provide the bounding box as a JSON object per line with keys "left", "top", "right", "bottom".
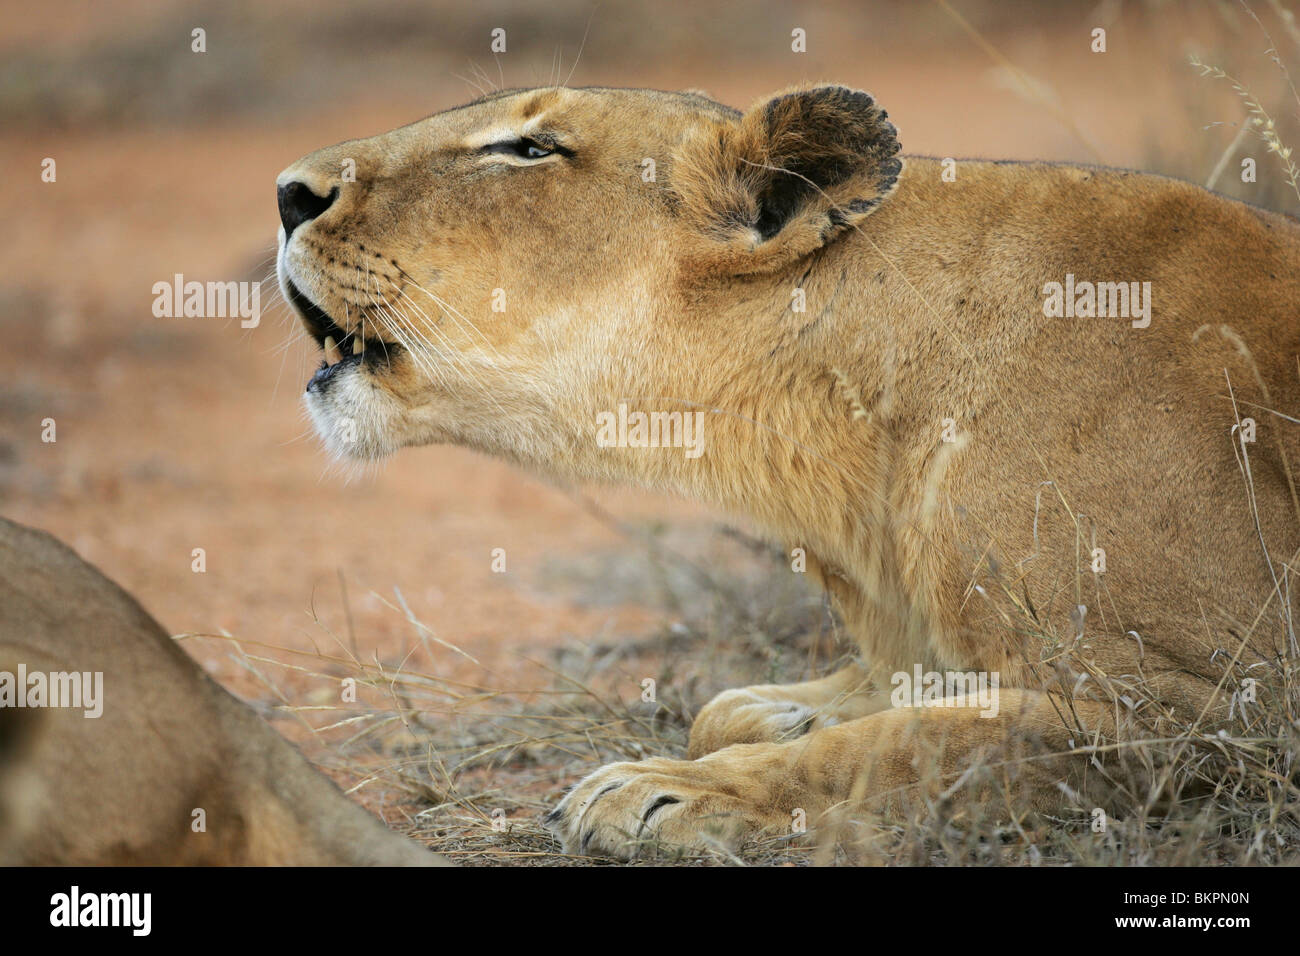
{"left": 195, "top": 518, "right": 837, "bottom": 866}
{"left": 1165, "top": 0, "right": 1300, "bottom": 215}
{"left": 199, "top": 484, "right": 1300, "bottom": 866}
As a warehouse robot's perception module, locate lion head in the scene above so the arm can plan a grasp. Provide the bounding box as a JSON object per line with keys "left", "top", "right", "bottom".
{"left": 276, "top": 84, "right": 901, "bottom": 471}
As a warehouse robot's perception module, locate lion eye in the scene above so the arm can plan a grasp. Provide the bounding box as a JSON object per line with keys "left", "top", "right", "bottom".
{"left": 481, "top": 137, "right": 565, "bottom": 161}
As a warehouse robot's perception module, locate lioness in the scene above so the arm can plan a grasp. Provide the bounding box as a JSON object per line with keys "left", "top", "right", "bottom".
{"left": 276, "top": 84, "right": 1300, "bottom": 859}
{"left": 0, "top": 517, "right": 441, "bottom": 865}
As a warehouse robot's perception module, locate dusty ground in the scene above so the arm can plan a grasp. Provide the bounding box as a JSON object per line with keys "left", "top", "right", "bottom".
{"left": 2, "top": 0, "right": 1296, "bottom": 863}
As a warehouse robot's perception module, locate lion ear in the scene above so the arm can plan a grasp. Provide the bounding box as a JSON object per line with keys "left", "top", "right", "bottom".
{"left": 671, "top": 85, "right": 902, "bottom": 274}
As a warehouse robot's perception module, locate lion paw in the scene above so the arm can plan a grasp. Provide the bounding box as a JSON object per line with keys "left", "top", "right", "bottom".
{"left": 687, "top": 687, "right": 820, "bottom": 758}
{"left": 543, "top": 757, "right": 771, "bottom": 859}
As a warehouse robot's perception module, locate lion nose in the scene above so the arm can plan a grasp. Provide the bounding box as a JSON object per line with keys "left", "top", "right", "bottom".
{"left": 278, "top": 181, "right": 338, "bottom": 240}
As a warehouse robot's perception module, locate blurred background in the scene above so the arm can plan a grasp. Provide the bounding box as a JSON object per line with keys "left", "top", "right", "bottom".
{"left": 2, "top": 0, "right": 1297, "bottom": 857}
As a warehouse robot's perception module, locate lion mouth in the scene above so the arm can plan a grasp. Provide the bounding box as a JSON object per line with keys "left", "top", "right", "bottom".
{"left": 286, "top": 280, "right": 400, "bottom": 390}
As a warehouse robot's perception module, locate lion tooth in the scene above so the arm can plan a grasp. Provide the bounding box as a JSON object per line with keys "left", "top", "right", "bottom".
{"left": 323, "top": 335, "right": 338, "bottom": 364}
{"left": 352, "top": 337, "right": 363, "bottom": 355}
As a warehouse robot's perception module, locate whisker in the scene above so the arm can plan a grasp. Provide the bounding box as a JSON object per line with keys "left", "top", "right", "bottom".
{"left": 389, "top": 263, "right": 501, "bottom": 358}
{"left": 563, "top": 5, "right": 599, "bottom": 88}
{"left": 454, "top": 66, "right": 489, "bottom": 99}
{"left": 383, "top": 289, "right": 498, "bottom": 392}
{"left": 393, "top": 283, "right": 501, "bottom": 364}
{"left": 367, "top": 275, "right": 510, "bottom": 416}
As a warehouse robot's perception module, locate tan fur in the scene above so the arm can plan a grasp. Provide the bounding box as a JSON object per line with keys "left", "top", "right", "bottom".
{"left": 0, "top": 518, "right": 443, "bottom": 865}
{"left": 277, "top": 84, "right": 1300, "bottom": 859}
